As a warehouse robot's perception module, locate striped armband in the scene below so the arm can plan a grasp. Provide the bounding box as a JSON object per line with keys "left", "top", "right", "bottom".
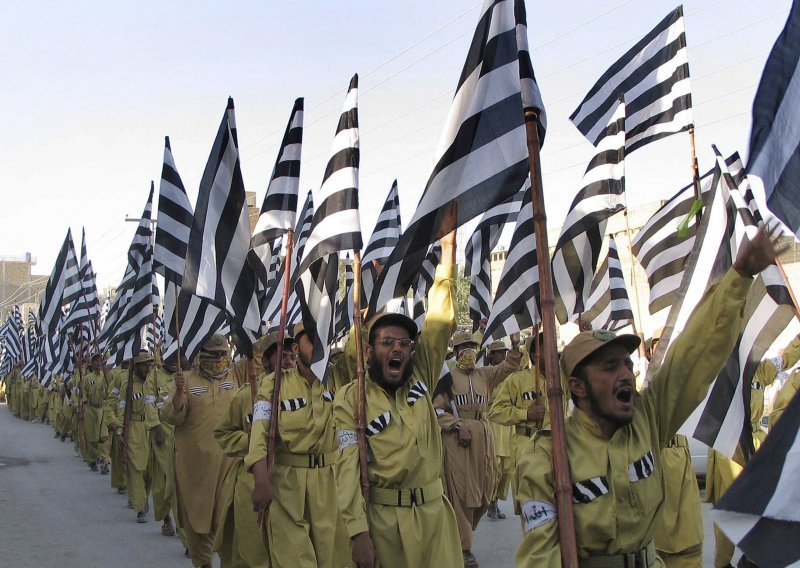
{"left": 521, "top": 499, "right": 557, "bottom": 533}
{"left": 252, "top": 400, "right": 272, "bottom": 422}
{"left": 338, "top": 429, "right": 357, "bottom": 450}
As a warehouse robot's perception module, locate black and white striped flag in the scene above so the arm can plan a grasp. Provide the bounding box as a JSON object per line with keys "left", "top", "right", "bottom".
{"left": 263, "top": 190, "right": 314, "bottom": 332}
{"left": 650, "top": 149, "right": 798, "bottom": 460}
{"left": 21, "top": 313, "right": 39, "bottom": 380}
{"left": 295, "top": 75, "right": 362, "bottom": 380}
{"left": 464, "top": 187, "right": 524, "bottom": 331}
{"left": 250, "top": 98, "right": 303, "bottom": 290}
{"left": 712, "top": 388, "right": 800, "bottom": 568}
{"left": 152, "top": 136, "right": 225, "bottom": 365}
{"left": 482, "top": 178, "right": 540, "bottom": 345}
{"left": 154, "top": 136, "right": 192, "bottom": 285}
{"left": 1, "top": 312, "right": 22, "bottom": 362}
{"left": 582, "top": 236, "right": 634, "bottom": 332}
{"left": 411, "top": 243, "right": 441, "bottom": 330}
{"left": 99, "top": 183, "right": 155, "bottom": 351}
{"left": 334, "top": 253, "right": 353, "bottom": 342}
{"left": 63, "top": 229, "right": 100, "bottom": 338}
{"left": 553, "top": 100, "right": 626, "bottom": 324}
{"left": 184, "top": 97, "right": 261, "bottom": 348}
{"left": 361, "top": 180, "right": 402, "bottom": 305}
{"left": 370, "top": 0, "right": 546, "bottom": 315}
{"left": 747, "top": 2, "right": 800, "bottom": 239}
{"left": 570, "top": 6, "right": 691, "bottom": 152}
{"left": 631, "top": 154, "right": 741, "bottom": 314}
{"left": 38, "top": 229, "right": 82, "bottom": 337}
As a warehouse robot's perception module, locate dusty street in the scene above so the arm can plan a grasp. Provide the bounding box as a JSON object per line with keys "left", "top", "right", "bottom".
{"left": 1, "top": 403, "right": 736, "bottom": 567}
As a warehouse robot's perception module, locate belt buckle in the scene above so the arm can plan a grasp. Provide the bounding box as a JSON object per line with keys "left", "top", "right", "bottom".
{"left": 409, "top": 489, "right": 418, "bottom": 506}
{"left": 309, "top": 453, "right": 323, "bottom": 468}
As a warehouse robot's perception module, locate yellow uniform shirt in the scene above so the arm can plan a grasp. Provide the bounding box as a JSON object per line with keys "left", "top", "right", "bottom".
{"left": 515, "top": 269, "right": 751, "bottom": 566}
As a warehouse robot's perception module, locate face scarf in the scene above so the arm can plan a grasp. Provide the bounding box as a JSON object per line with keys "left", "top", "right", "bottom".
{"left": 456, "top": 348, "right": 477, "bottom": 371}
{"left": 198, "top": 352, "right": 232, "bottom": 380}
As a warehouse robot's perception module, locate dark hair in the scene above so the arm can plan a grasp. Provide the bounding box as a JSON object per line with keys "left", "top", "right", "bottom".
{"left": 368, "top": 313, "right": 418, "bottom": 345}
{"left": 569, "top": 362, "right": 589, "bottom": 405}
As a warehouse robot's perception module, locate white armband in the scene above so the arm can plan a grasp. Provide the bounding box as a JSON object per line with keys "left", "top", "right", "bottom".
{"left": 144, "top": 395, "right": 156, "bottom": 405}
{"left": 338, "top": 429, "right": 358, "bottom": 450}
{"left": 521, "top": 499, "right": 557, "bottom": 533}
{"left": 252, "top": 400, "right": 272, "bottom": 422}
{"left": 118, "top": 400, "right": 126, "bottom": 409}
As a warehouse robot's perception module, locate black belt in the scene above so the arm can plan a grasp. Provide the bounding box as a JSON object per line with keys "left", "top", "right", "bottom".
{"left": 515, "top": 426, "right": 535, "bottom": 437}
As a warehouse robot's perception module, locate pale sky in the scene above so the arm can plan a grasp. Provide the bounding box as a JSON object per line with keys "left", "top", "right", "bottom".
{"left": 0, "top": 0, "right": 791, "bottom": 297}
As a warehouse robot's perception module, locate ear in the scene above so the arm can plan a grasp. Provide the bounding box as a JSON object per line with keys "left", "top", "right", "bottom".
{"left": 365, "top": 343, "right": 374, "bottom": 359}
{"left": 568, "top": 376, "right": 586, "bottom": 401}
{"left": 292, "top": 342, "right": 299, "bottom": 355}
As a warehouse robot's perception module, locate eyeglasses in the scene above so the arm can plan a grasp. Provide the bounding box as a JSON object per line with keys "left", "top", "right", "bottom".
{"left": 376, "top": 337, "right": 415, "bottom": 349}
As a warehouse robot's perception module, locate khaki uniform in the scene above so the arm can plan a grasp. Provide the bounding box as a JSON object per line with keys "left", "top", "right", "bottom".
{"left": 433, "top": 349, "right": 521, "bottom": 550}
{"left": 333, "top": 264, "right": 462, "bottom": 568}
{"left": 116, "top": 375, "right": 152, "bottom": 513}
{"left": 653, "top": 435, "right": 703, "bottom": 567}
{"left": 106, "top": 367, "right": 129, "bottom": 489}
{"left": 29, "top": 379, "right": 41, "bottom": 421}
{"left": 706, "top": 332, "right": 800, "bottom": 567}
{"left": 245, "top": 360, "right": 353, "bottom": 568}
{"left": 144, "top": 367, "right": 177, "bottom": 523}
{"left": 770, "top": 368, "right": 800, "bottom": 427}
{"left": 515, "top": 270, "right": 751, "bottom": 567}
{"left": 37, "top": 381, "right": 49, "bottom": 422}
{"left": 160, "top": 365, "right": 246, "bottom": 567}
{"left": 213, "top": 384, "right": 270, "bottom": 568}
{"left": 48, "top": 379, "right": 62, "bottom": 427}
{"left": 82, "top": 371, "right": 111, "bottom": 464}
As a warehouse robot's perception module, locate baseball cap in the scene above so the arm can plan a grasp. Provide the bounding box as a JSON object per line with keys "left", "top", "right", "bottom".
{"left": 561, "top": 330, "right": 640, "bottom": 378}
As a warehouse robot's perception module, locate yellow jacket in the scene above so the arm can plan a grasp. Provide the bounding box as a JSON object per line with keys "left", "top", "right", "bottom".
{"left": 515, "top": 269, "right": 752, "bottom": 566}
{"left": 333, "top": 264, "right": 456, "bottom": 539}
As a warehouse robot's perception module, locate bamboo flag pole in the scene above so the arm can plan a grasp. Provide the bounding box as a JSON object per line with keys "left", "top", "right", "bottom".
{"left": 264, "top": 230, "right": 295, "bottom": 496}
{"left": 351, "top": 249, "right": 370, "bottom": 501}
{"left": 524, "top": 111, "right": 579, "bottom": 568}
{"left": 688, "top": 125, "right": 704, "bottom": 225}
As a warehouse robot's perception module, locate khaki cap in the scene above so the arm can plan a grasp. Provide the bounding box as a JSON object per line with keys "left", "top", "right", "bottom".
{"left": 486, "top": 340, "right": 507, "bottom": 352}
{"left": 452, "top": 330, "right": 479, "bottom": 349}
{"left": 561, "top": 330, "right": 640, "bottom": 378}
{"left": 133, "top": 351, "right": 154, "bottom": 364}
{"left": 202, "top": 333, "right": 230, "bottom": 352}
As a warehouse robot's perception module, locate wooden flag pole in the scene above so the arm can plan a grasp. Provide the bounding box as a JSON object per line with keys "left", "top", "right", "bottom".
{"left": 351, "top": 249, "right": 370, "bottom": 502}
{"left": 264, "top": 230, "right": 295, "bottom": 497}
{"left": 688, "top": 125, "right": 703, "bottom": 224}
{"left": 524, "top": 111, "right": 579, "bottom": 568}
{"left": 120, "top": 360, "right": 135, "bottom": 466}
{"left": 173, "top": 289, "right": 183, "bottom": 374}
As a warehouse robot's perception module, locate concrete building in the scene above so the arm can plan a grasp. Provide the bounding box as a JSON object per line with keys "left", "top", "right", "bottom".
{"left": 0, "top": 253, "right": 47, "bottom": 321}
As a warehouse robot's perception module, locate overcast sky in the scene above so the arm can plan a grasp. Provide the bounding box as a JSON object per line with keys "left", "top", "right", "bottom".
{"left": 0, "top": 0, "right": 791, "bottom": 296}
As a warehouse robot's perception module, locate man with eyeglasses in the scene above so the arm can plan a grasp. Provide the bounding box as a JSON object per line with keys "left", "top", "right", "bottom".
{"left": 334, "top": 230, "right": 462, "bottom": 568}
{"left": 248, "top": 323, "right": 355, "bottom": 568}
{"left": 214, "top": 332, "right": 297, "bottom": 568}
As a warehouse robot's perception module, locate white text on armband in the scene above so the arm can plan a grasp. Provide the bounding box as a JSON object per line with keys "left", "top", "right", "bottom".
{"left": 252, "top": 401, "right": 272, "bottom": 422}
{"left": 521, "top": 500, "right": 557, "bottom": 532}
{"left": 338, "top": 429, "right": 358, "bottom": 449}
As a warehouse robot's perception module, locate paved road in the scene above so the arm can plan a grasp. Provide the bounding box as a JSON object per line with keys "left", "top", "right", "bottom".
{"left": 1, "top": 403, "right": 738, "bottom": 567}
